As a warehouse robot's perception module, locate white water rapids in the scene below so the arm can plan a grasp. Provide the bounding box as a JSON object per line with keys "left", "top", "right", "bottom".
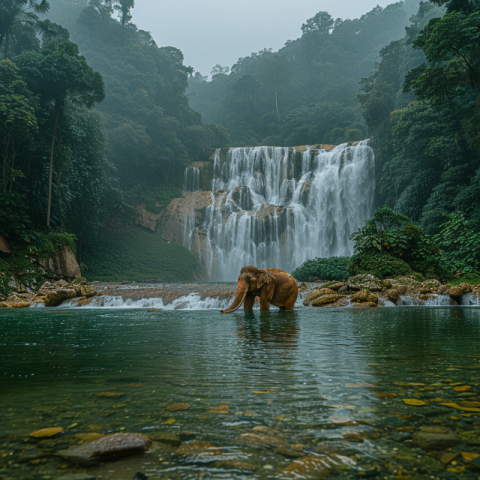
{"left": 184, "top": 142, "right": 375, "bottom": 281}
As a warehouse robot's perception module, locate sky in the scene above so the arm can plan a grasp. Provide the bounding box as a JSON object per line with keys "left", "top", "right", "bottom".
{"left": 131, "top": 0, "right": 397, "bottom": 76}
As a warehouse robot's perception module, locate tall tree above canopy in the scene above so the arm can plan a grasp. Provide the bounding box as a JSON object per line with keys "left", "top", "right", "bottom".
{"left": 16, "top": 40, "right": 105, "bottom": 227}
{"left": 301, "top": 11, "right": 334, "bottom": 36}
{"left": 0, "top": 0, "right": 50, "bottom": 59}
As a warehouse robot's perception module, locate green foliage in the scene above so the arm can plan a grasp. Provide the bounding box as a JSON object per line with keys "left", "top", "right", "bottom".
{"left": 129, "top": 183, "right": 182, "bottom": 215}
{"left": 188, "top": 3, "right": 411, "bottom": 146}
{"left": 349, "top": 206, "right": 447, "bottom": 278}
{"left": 291, "top": 256, "right": 350, "bottom": 282}
{"left": 349, "top": 251, "right": 413, "bottom": 279}
{"left": 350, "top": 205, "right": 440, "bottom": 262}
{"left": 434, "top": 212, "right": 480, "bottom": 273}
{"left": 81, "top": 228, "right": 203, "bottom": 282}
{"left": 360, "top": 0, "right": 480, "bottom": 245}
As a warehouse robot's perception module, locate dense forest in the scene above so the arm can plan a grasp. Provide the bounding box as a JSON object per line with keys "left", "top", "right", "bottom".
{"left": 0, "top": 0, "right": 225, "bottom": 285}
{"left": 1, "top": 0, "right": 480, "bottom": 288}
{"left": 187, "top": 0, "right": 421, "bottom": 146}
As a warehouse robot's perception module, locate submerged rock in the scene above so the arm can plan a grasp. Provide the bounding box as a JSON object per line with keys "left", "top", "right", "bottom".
{"left": 59, "top": 433, "right": 151, "bottom": 462}
{"left": 56, "top": 474, "right": 96, "bottom": 480}
{"left": 281, "top": 456, "right": 333, "bottom": 478}
{"left": 175, "top": 441, "right": 222, "bottom": 462}
{"left": 30, "top": 427, "right": 64, "bottom": 438}
{"left": 412, "top": 427, "right": 460, "bottom": 450}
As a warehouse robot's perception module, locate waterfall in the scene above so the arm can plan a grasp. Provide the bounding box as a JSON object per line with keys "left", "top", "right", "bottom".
{"left": 183, "top": 166, "right": 201, "bottom": 192}
{"left": 184, "top": 142, "right": 375, "bottom": 281}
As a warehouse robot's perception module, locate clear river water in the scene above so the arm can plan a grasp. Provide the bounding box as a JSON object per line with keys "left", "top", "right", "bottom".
{"left": 1, "top": 306, "right": 480, "bottom": 479}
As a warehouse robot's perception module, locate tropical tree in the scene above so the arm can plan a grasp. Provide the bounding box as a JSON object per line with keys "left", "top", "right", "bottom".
{"left": 16, "top": 40, "right": 105, "bottom": 227}
{"left": 0, "top": 59, "right": 37, "bottom": 193}
{"left": 0, "top": 0, "right": 50, "bottom": 59}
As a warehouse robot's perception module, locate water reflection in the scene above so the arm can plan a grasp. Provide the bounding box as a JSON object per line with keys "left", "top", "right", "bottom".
{"left": 1, "top": 307, "right": 480, "bottom": 480}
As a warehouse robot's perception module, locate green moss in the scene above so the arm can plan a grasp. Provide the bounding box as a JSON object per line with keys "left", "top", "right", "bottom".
{"left": 292, "top": 256, "right": 350, "bottom": 282}
{"left": 349, "top": 252, "right": 413, "bottom": 279}
{"left": 81, "top": 228, "right": 204, "bottom": 282}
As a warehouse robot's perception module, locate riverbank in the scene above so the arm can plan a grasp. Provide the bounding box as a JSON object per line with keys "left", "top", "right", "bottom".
{"left": 1, "top": 273, "right": 479, "bottom": 309}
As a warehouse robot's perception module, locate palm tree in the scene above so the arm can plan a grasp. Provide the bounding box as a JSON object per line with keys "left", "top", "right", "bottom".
{"left": 0, "top": 0, "right": 50, "bottom": 60}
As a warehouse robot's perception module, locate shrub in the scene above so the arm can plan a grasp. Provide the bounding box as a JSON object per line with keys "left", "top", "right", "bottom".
{"left": 434, "top": 212, "right": 480, "bottom": 273}
{"left": 349, "top": 251, "right": 413, "bottom": 279}
{"left": 292, "top": 256, "right": 350, "bottom": 282}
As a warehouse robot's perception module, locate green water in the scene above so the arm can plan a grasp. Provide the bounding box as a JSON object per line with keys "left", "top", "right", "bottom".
{"left": 1, "top": 307, "right": 480, "bottom": 479}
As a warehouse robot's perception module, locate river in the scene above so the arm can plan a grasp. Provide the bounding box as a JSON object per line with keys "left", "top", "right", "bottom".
{"left": 1, "top": 306, "right": 480, "bottom": 479}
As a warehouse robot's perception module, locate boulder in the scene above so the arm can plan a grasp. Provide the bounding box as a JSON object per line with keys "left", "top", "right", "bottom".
{"left": 327, "top": 282, "right": 344, "bottom": 291}
{"left": 135, "top": 203, "right": 163, "bottom": 231}
{"left": 38, "top": 246, "right": 81, "bottom": 280}
{"left": 0, "top": 234, "right": 11, "bottom": 256}
{"left": 303, "top": 288, "right": 336, "bottom": 306}
{"left": 35, "top": 280, "right": 96, "bottom": 307}
{"left": 312, "top": 294, "right": 343, "bottom": 306}
{"left": 412, "top": 427, "right": 460, "bottom": 450}
{"left": 449, "top": 283, "right": 472, "bottom": 298}
{"left": 350, "top": 291, "right": 378, "bottom": 304}
{"left": 59, "top": 433, "right": 151, "bottom": 463}
{"left": 10, "top": 302, "right": 32, "bottom": 308}
{"left": 347, "top": 274, "right": 382, "bottom": 292}
{"left": 45, "top": 289, "right": 77, "bottom": 307}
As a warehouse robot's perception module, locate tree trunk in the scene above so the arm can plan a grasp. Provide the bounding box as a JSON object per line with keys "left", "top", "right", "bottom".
{"left": 3, "top": 32, "right": 9, "bottom": 60}
{"left": 274, "top": 86, "right": 280, "bottom": 122}
{"left": 47, "top": 109, "right": 60, "bottom": 229}
{"left": 3, "top": 136, "right": 9, "bottom": 193}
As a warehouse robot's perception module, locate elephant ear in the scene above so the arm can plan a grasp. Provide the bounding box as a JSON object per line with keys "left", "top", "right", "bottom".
{"left": 257, "top": 269, "right": 275, "bottom": 301}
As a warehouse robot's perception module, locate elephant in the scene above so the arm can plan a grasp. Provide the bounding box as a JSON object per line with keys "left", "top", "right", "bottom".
{"left": 221, "top": 266, "right": 298, "bottom": 313}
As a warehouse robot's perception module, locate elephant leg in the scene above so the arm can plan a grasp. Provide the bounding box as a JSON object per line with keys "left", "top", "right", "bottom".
{"left": 260, "top": 289, "right": 270, "bottom": 311}
{"left": 244, "top": 292, "right": 255, "bottom": 311}
{"left": 284, "top": 290, "right": 297, "bottom": 311}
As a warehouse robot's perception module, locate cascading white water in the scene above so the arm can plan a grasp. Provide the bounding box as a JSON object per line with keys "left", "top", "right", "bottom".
{"left": 183, "top": 167, "right": 201, "bottom": 192}
{"left": 184, "top": 142, "right": 375, "bottom": 281}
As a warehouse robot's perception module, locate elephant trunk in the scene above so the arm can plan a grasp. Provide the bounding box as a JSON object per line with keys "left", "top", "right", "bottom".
{"left": 221, "top": 280, "right": 248, "bottom": 314}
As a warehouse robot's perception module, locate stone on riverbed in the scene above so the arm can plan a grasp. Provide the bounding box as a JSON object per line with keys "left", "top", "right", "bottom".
{"left": 175, "top": 441, "right": 222, "bottom": 462}
{"left": 150, "top": 432, "right": 181, "bottom": 446}
{"left": 59, "top": 433, "right": 151, "bottom": 462}
{"left": 281, "top": 455, "right": 333, "bottom": 478}
{"left": 412, "top": 427, "right": 460, "bottom": 450}
{"left": 30, "top": 427, "right": 64, "bottom": 438}
{"left": 56, "top": 474, "right": 96, "bottom": 480}
{"left": 215, "top": 459, "right": 257, "bottom": 472}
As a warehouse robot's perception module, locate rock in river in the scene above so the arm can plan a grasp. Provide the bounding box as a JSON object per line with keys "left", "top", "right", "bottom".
{"left": 59, "top": 433, "right": 151, "bottom": 462}
{"left": 282, "top": 456, "right": 333, "bottom": 478}
{"left": 412, "top": 427, "right": 460, "bottom": 450}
